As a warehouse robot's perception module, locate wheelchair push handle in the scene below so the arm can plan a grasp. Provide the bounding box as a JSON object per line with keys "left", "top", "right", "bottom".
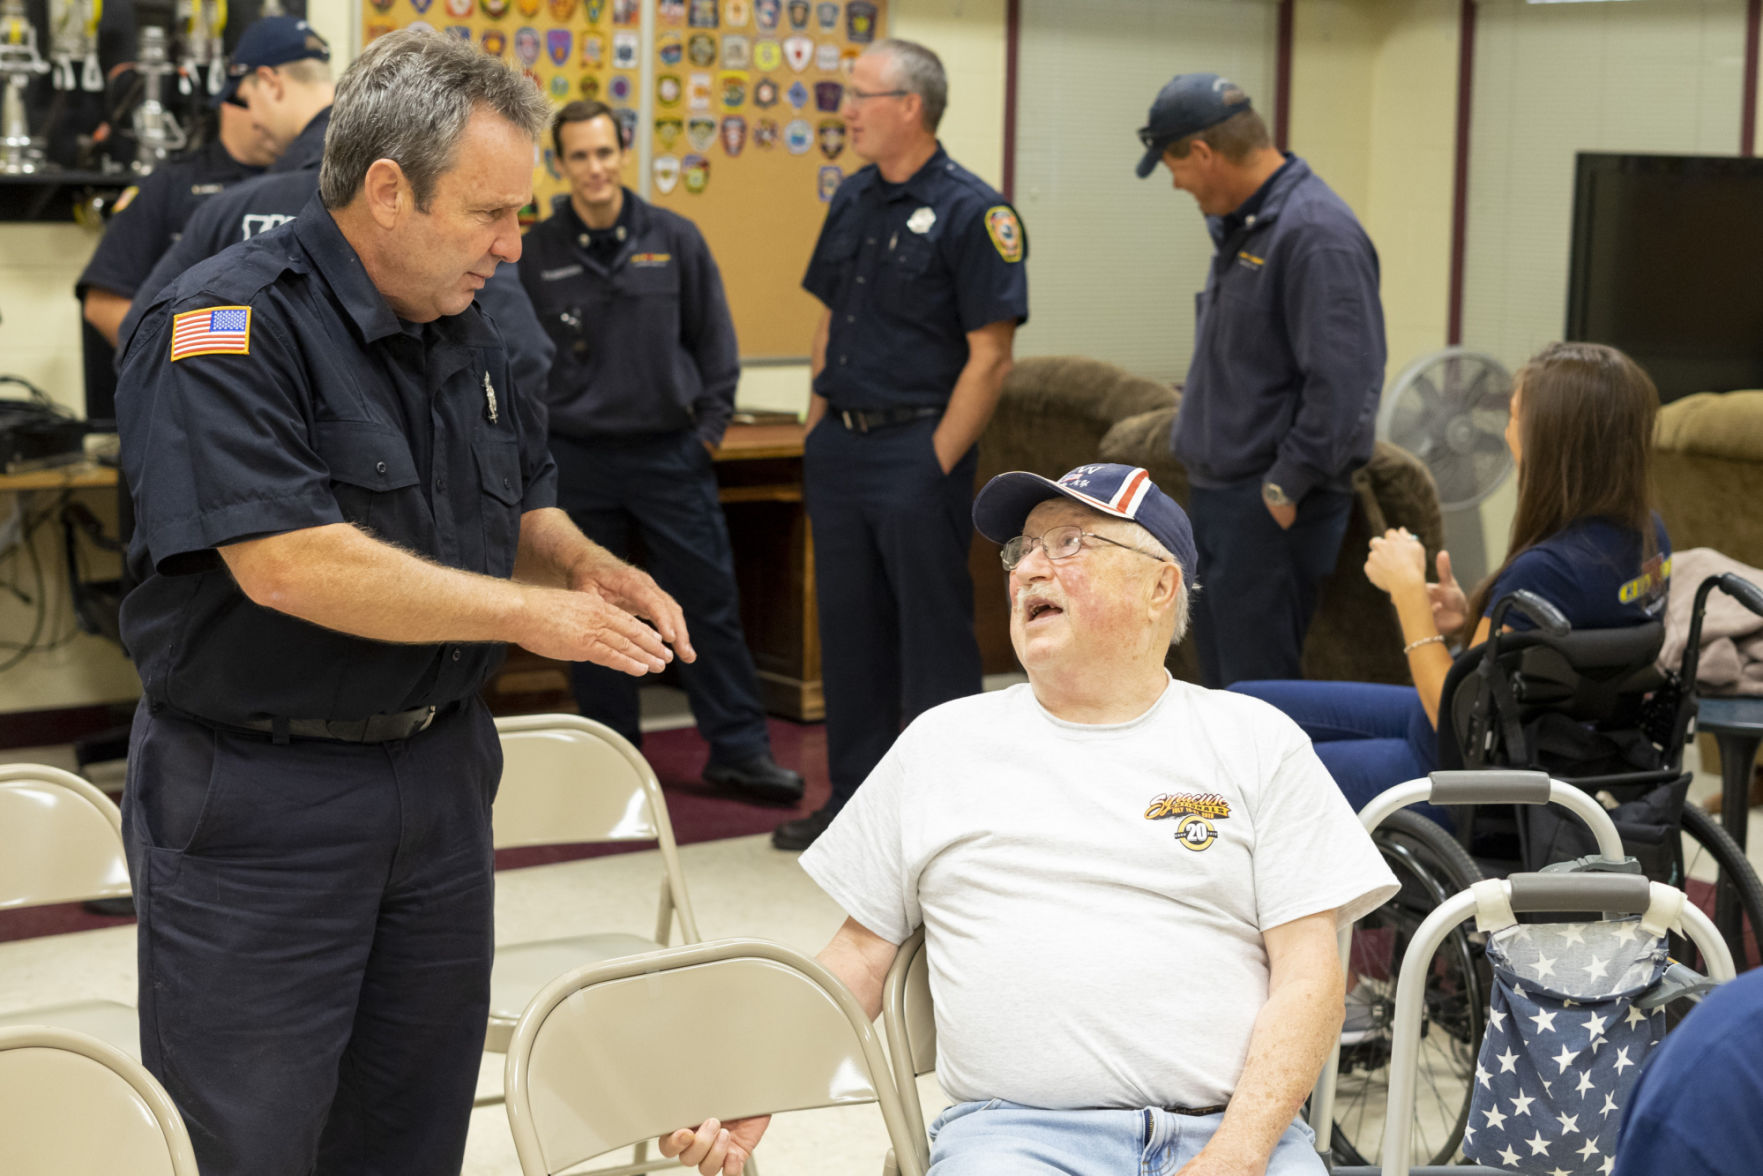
{"left": 1489, "top": 588, "right": 1571, "bottom": 639}
{"left": 1504, "top": 870, "right": 1651, "bottom": 914}
{"left": 1425, "top": 769, "right": 1552, "bottom": 805}
{"left": 1714, "top": 572, "right": 1763, "bottom": 618}
{"left": 1682, "top": 572, "right": 1763, "bottom": 685}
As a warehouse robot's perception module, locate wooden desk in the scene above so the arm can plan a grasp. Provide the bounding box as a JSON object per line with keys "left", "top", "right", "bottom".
{"left": 0, "top": 461, "right": 118, "bottom": 492}
{"left": 712, "top": 423, "right": 820, "bottom": 721}
{"left": 4, "top": 443, "right": 826, "bottom": 722}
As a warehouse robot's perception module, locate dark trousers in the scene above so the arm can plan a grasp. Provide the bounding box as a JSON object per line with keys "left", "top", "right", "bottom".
{"left": 804, "top": 415, "right": 982, "bottom": 807}
{"left": 551, "top": 430, "right": 771, "bottom": 762}
{"left": 1188, "top": 480, "right": 1354, "bottom": 687}
{"left": 122, "top": 698, "right": 500, "bottom": 1176}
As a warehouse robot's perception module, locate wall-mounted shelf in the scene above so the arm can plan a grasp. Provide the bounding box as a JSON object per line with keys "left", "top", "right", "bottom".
{"left": 0, "top": 170, "right": 132, "bottom": 222}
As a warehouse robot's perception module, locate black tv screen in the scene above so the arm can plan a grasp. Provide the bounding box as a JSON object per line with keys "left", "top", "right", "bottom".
{"left": 1566, "top": 153, "right": 1763, "bottom": 402}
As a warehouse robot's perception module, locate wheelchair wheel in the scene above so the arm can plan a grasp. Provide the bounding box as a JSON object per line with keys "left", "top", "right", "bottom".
{"left": 1330, "top": 810, "right": 1487, "bottom": 1169}
{"left": 1677, "top": 805, "right": 1763, "bottom": 972}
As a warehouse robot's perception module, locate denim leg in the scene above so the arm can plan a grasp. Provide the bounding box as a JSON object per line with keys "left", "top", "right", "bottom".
{"left": 927, "top": 1101, "right": 1143, "bottom": 1175}
{"left": 1147, "top": 1112, "right": 1324, "bottom": 1176}
{"left": 1231, "top": 680, "right": 1446, "bottom": 819}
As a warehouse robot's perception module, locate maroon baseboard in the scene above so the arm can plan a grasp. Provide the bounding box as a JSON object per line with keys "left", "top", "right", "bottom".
{"left": 0, "top": 701, "right": 138, "bottom": 752}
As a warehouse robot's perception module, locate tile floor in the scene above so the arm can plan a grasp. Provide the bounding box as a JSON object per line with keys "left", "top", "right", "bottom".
{"left": 2, "top": 698, "right": 1759, "bottom": 1175}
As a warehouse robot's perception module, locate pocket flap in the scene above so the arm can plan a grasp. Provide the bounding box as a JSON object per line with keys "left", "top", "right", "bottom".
{"left": 475, "top": 435, "right": 523, "bottom": 506}
{"left": 315, "top": 421, "right": 420, "bottom": 491}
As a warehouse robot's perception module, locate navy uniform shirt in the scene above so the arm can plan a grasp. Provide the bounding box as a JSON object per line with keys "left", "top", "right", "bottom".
{"left": 121, "top": 106, "right": 554, "bottom": 402}
{"left": 802, "top": 144, "right": 1028, "bottom": 409}
{"left": 520, "top": 190, "right": 738, "bottom": 445}
{"left": 1174, "top": 154, "right": 1385, "bottom": 502}
{"left": 1490, "top": 516, "right": 1671, "bottom": 631}
{"left": 115, "top": 194, "right": 557, "bottom": 726}
{"left": 76, "top": 138, "right": 263, "bottom": 301}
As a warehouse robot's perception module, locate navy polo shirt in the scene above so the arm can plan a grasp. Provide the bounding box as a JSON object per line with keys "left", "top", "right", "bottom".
{"left": 76, "top": 139, "right": 262, "bottom": 301}
{"left": 115, "top": 193, "right": 557, "bottom": 727}
{"left": 1174, "top": 154, "right": 1385, "bottom": 503}
{"left": 120, "top": 105, "right": 554, "bottom": 406}
{"left": 519, "top": 190, "right": 739, "bottom": 445}
{"left": 803, "top": 144, "right": 1028, "bottom": 409}
{"left": 1489, "top": 516, "right": 1671, "bottom": 631}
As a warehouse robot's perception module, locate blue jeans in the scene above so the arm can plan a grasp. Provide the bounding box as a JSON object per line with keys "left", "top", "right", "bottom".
{"left": 1231, "top": 680, "right": 1446, "bottom": 823}
{"left": 927, "top": 1101, "right": 1323, "bottom": 1175}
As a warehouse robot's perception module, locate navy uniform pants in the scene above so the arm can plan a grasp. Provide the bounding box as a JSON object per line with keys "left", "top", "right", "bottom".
{"left": 122, "top": 698, "right": 500, "bottom": 1176}
{"left": 805, "top": 414, "right": 982, "bottom": 808}
{"left": 551, "top": 430, "right": 771, "bottom": 762}
{"left": 1188, "top": 479, "right": 1355, "bottom": 688}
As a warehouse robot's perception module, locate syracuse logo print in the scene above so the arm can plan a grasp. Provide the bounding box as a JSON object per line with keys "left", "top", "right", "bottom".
{"left": 1144, "top": 792, "right": 1232, "bottom": 852}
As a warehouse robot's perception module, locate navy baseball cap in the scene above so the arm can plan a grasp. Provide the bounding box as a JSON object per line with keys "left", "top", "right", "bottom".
{"left": 972, "top": 463, "right": 1198, "bottom": 589}
{"left": 215, "top": 17, "right": 331, "bottom": 108}
{"left": 1134, "top": 72, "right": 1252, "bottom": 178}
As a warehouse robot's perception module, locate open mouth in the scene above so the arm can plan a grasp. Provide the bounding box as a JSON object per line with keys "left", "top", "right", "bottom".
{"left": 1022, "top": 599, "right": 1063, "bottom": 624}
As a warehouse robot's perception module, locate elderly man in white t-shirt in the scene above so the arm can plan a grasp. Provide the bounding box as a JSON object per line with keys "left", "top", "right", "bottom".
{"left": 661, "top": 463, "right": 1398, "bottom": 1176}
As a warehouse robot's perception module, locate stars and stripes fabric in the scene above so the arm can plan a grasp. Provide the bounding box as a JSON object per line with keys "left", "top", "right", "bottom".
{"left": 169, "top": 305, "right": 253, "bottom": 361}
{"left": 1462, "top": 917, "right": 1668, "bottom": 1176}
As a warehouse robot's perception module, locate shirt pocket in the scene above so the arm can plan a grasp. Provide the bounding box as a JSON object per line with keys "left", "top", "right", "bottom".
{"left": 878, "top": 232, "right": 944, "bottom": 312}
{"left": 474, "top": 433, "right": 524, "bottom": 579}
{"left": 314, "top": 420, "right": 420, "bottom": 534}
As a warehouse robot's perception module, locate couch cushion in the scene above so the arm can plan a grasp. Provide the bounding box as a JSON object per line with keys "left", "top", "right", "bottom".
{"left": 1655, "top": 391, "right": 1763, "bottom": 462}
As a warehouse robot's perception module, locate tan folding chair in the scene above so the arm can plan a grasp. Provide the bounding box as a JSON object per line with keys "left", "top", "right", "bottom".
{"left": 0, "top": 764, "right": 139, "bottom": 1057}
{"left": 487, "top": 715, "right": 701, "bottom": 1060}
{"left": 504, "top": 937, "right": 928, "bottom": 1176}
{"left": 0, "top": 1024, "right": 198, "bottom": 1175}
{"left": 880, "top": 928, "right": 935, "bottom": 1176}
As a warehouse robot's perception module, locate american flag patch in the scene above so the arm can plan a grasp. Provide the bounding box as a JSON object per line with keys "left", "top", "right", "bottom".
{"left": 169, "top": 306, "right": 252, "bottom": 361}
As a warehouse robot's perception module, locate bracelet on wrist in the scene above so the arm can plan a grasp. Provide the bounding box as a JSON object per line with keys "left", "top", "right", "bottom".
{"left": 1402, "top": 634, "right": 1446, "bottom": 655}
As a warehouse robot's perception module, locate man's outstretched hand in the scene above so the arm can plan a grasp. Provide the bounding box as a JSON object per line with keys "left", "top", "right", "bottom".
{"left": 658, "top": 1115, "right": 771, "bottom": 1175}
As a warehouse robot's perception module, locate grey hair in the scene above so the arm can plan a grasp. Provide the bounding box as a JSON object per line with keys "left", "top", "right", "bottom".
{"left": 869, "top": 38, "right": 947, "bottom": 133}
{"left": 1103, "top": 516, "right": 1197, "bottom": 646}
{"left": 319, "top": 27, "right": 550, "bottom": 211}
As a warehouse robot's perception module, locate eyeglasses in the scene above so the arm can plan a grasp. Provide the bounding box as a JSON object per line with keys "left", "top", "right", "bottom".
{"left": 1000, "top": 525, "right": 1163, "bottom": 571}
{"left": 845, "top": 87, "right": 909, "bottom": 105}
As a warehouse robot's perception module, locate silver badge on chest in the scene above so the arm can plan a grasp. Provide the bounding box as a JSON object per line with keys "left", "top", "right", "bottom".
{"left": 483, "top": 371, "right": 499, "bottom": 425}
{"left": 907, "top": 206, "right": 936, "bottom": 234}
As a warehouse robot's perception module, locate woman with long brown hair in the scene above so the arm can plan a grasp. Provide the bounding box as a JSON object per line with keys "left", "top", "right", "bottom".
{"left": 1233, "top": 341, "right": 1672, "bottom": 813}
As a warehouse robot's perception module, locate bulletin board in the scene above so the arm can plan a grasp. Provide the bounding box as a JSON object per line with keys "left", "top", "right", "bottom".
{"left": 362, "top": 0, "right": 887, "bottom": 360}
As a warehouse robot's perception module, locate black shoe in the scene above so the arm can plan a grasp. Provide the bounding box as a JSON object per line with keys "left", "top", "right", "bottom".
{"left": 772, "top": 804, "right": 837, "bottom": 851}
{"left": 703, "top": 753, "right": 805, "bottom": 806}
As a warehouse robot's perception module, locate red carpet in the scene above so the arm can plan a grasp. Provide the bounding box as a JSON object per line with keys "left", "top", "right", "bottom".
{"left": 0, "top": 718, "right": 829, "bottom": 945}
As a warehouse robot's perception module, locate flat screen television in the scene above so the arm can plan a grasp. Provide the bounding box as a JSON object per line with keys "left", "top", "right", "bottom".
{"left": 1566, "top": 152, "right": 1763, "bottom": 403}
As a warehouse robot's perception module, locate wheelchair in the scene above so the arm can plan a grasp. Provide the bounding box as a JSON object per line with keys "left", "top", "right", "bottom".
{"left": 1321, "top": 580, "right": 1763, "bottom": 1170}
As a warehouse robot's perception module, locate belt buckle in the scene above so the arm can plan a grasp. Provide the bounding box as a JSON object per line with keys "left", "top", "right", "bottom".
{"left": 840, "top": 409, "right": 867, "bottom": 434}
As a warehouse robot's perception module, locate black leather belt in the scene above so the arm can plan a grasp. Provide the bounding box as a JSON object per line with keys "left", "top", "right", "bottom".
{"left": 834, "top": 405, "right": 941, "bottom": 433}
{"left": 1165, "top": 1103, "right": 1228, "bottom": 1117}
{"left": 237, "top": 705, "right": 439, "bottom": 744}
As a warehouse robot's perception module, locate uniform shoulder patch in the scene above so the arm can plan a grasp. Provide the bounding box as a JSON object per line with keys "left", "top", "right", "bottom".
{"left": 169, "top": 305, "right": 253, "bottom": 362}
{"left": 984, "top": 205, "right": 1024, "bottom": 263}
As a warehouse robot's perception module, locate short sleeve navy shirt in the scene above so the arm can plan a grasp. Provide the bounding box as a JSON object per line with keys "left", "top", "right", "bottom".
{"left": 116, "top": 194, "right": 557, "bottom": 726}
{"left": 802, "top": 144, "right": 1028, "bottom": 408}
{"left": 1488, "top": 515, "right": 1672, "bottom": 632}
{"left": 76, "top": 139, "right": 262, "bottom": 301}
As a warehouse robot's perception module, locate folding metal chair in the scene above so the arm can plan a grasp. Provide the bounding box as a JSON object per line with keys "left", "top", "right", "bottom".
{"left": 0, "top": 764, "right": 139, "bottom": 1057}
{"left": 504, "top": 938, "right": 928, "bottom": 1176}
{"left": 0, "top": 1024, "right": 197, "bottom": 1176}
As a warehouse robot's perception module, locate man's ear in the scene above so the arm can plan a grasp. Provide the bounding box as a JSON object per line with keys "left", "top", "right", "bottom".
{"left": 1150, "top": 563, "right": 1182, "bottom": 615}
{"left": 360, "top": 158, "right": 408, "bottom": 230}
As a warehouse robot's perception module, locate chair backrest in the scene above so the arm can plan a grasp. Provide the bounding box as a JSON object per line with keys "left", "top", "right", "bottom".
{"left": 505, "top": 938, "right": 926, "bottom": 1176}
{"left": 1438, "top": 620, "right": 1678, "bottom": 780}
{"left": 492, "top": 713, "right": 700, "bottom": 943}
{"left": 881, "top": 927, "right": 936, "bottom": 1172}
{"left": 0, "top": 764, "right": 130, "bottom": 910}
{"left": 0, "top": 1025, "right": 198, "bottom": 1176}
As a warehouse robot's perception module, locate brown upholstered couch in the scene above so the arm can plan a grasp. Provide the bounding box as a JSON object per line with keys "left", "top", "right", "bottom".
{"left": 969, "top": 356, "right": 1444, "bottom": 686}
{"left": 1653, "top": 391, "right": 1763, "bottom": 569}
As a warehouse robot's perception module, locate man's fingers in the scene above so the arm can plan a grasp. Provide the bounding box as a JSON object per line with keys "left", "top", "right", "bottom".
{"left": 1437, "top": 548, "right": 1456, "bottom": 585}
{"left": 658, "top": 1128, "right": 695, "bottom": 1159}
{"left": 698, "top": 1126, "right": 732, "bottom": 1176}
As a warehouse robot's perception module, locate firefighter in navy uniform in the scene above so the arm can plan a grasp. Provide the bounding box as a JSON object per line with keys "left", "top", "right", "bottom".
{"left": 113, "top": 32, "right": 690, "bottom": 1176}
{"left": 773, "top": 37, "right": 1028, "bottom": 850}
{"left": 77, "top": 101, "right": 276, "bottom": 346}
{"left": 122, "top": 16, "right": 554, "bottom": 401}
{"left": 519, "top": 100, "right": 803, "bottom": 804}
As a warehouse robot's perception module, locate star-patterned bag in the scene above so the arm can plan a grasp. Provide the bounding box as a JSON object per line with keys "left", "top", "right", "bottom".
{"left": 1461, "top": 885, "right": 1670, "bottom": 1176}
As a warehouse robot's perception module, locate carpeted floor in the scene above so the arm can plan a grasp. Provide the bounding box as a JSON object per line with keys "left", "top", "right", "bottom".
{"left": 0, "top": 717, "right": 829, "bottom": 944}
